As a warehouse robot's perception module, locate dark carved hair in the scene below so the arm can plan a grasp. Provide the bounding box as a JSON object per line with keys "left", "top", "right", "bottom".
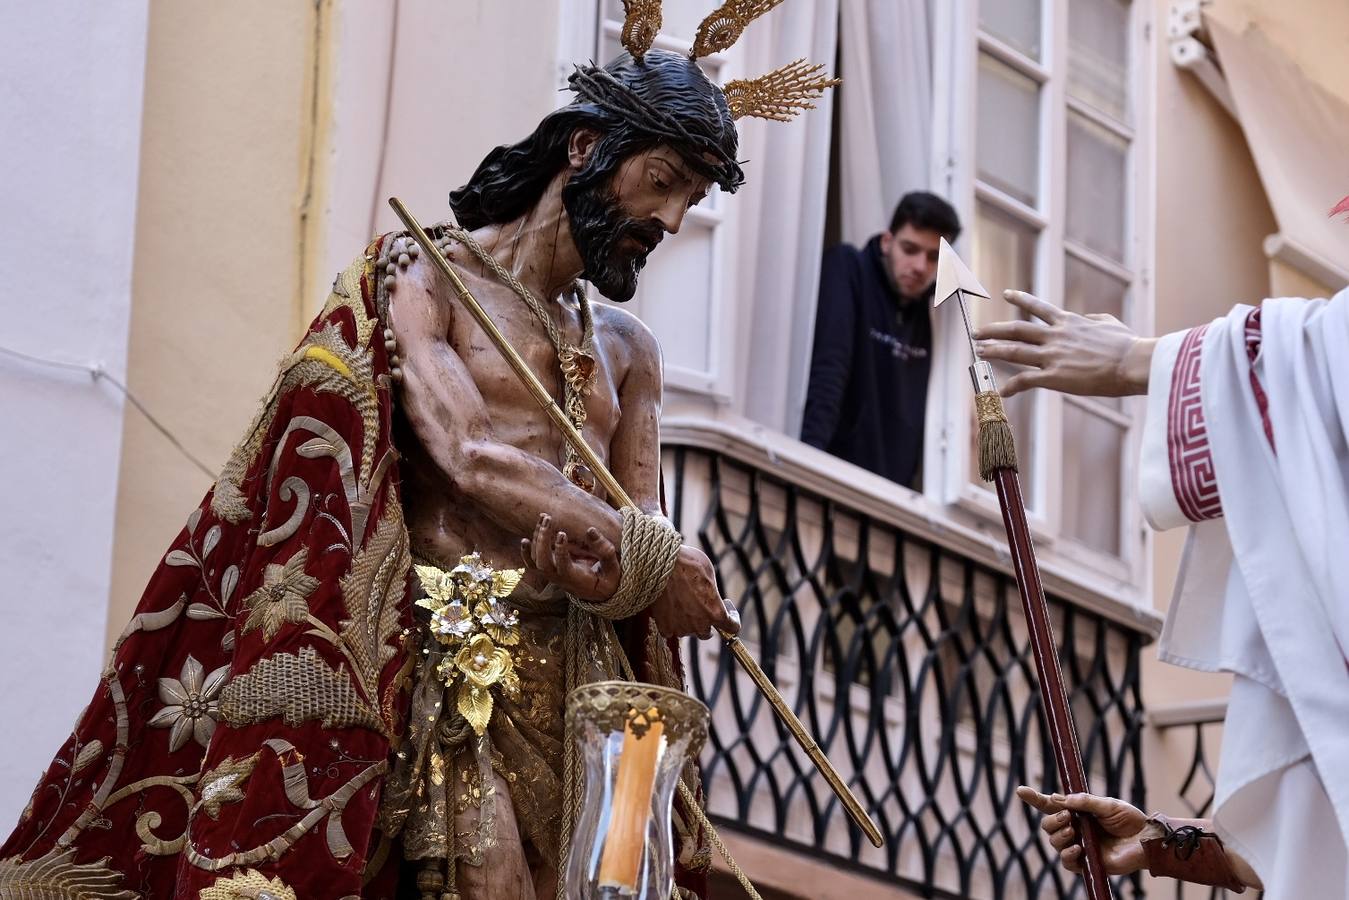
{"left": 450, "top": 50, "right": 743, "bottom": 231}
{"left": 889, "top": 191, "right": 962, "bottom": 241}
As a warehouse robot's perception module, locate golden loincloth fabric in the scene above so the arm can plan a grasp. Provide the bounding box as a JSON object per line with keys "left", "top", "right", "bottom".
{"left": 377, "top": 574, "right": 613, "bottom": 881}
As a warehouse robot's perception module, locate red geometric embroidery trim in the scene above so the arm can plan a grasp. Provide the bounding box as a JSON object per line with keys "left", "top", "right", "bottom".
{"left": 1167, "top": 324, "right": 1223, "bottom": 522}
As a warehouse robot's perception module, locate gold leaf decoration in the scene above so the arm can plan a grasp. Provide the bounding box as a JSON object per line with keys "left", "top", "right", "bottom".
{"left": 691, "top": 0, "right": 784, "bottom": 59}
{"left": 0, "top": 847, "right": 139, "bottom": 899}
{"left": 723, "top": 59, "right": 841, "bottom": 122}
{"left": 620, "top": 0, "right": 662, "bottom": 60}
{"left": 338, "top": 496, "right": 411, "bottom": 714}
{"left": 199, "top": 869, "right": 297, "bottom": 900}
{"left": 457, "top": 682, "right": 494, "bottom": 736}
{"left": 219, "top": 645, "right": 382, "bottom": 732}
{"left": 320, "top": 259, "right": 378, "bottom": 352}
{"left": 212, "top": 283, "right": 379, "bottom": 525}
{"left": 196, "top": 753, "right": 260, "bottom": 820}
{"left": 72, "top": 739, "right": 105, "bottom": 775}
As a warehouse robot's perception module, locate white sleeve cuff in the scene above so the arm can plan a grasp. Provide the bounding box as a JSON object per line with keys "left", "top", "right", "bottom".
{"left": 1139, "top": 329, "right": 1191, "bottom": 531}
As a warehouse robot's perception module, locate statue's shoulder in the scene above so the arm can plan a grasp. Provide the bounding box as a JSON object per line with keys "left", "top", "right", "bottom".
{"left": 593, "top": 301, "right": 661, "bottom": 375}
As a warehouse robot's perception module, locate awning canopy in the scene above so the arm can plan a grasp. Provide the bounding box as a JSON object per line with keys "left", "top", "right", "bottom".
{"left": 1201, "top": 0, "right": 1349, "bottom": 290}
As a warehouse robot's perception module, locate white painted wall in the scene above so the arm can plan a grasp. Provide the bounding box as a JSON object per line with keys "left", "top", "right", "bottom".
{"left": 0, "top": 2, "right": 149, "bottom": 821}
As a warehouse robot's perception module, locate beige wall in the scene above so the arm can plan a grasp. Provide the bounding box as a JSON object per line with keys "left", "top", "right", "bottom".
{"left": 108, "top": 0, "right": 563, "bottom": 640}
{"left": 108, "top": 0, "right": 322, "bottom": 638}
{"left": 1142, "top": 0, "right": 1278, "bottom": 828}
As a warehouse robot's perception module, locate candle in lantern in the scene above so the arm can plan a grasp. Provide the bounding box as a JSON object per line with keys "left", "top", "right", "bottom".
{"left": 597, "top": 710, "right": 666, "bottom": 892}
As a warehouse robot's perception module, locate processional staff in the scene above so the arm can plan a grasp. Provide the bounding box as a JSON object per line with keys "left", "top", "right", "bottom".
{"left": 388, "top": 197, "right": 885, "bottom": 852}
{"left": 934, "top": 239, "right": 1115, "bottom": 900}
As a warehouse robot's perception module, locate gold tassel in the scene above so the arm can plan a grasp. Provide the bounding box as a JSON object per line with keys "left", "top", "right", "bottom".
{"left": 975, "top": 391, "right": 1018, "bottom": 481}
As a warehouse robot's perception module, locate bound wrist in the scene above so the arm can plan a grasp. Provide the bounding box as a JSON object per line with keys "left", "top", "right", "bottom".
{"left": 1141, "top": 814, "right": 1247, "bottom": 893}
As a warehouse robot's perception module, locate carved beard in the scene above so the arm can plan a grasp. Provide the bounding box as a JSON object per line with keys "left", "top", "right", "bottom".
{"left": 563, "top": 181, "right": 664, "bottom": 303}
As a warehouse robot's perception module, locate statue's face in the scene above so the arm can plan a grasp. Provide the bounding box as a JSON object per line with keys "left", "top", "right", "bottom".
{"left": 565, "top": 144, "right": 712, "bottom": 302}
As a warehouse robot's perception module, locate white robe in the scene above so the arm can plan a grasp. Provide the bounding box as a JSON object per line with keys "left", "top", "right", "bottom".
{"left": 1138, "top": 292, "right": 1349, "bottom": 899}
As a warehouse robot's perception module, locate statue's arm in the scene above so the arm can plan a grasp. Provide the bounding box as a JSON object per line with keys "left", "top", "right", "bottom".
{"left": 604, "top": 308, "right": 664, "bottom": 514}
{"left": 603, "top": 307, "right": 740, "bottom": 637}
{"left": 387, "top": 270, "right": 625, "bottom": 558}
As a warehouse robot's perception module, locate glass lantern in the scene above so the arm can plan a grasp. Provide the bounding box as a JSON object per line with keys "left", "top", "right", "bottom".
{"left": 564, "top": 681, "right": 709, "bottom": 899}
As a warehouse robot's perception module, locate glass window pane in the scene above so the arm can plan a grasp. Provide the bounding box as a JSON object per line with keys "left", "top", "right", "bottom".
{"left": 629, "top": 222, "right": 714, "bottom": 374}
{"left": 1064, "top": 254, "right": 1127, "bottom": 320}
{"left": 1066, "top": 112, "right": 1127, "bottom": 262}
{"left": 969, "top": 203, "right": 1039, "bottom": 505}
{"left": 1061, "top": 402, "right": 1124, "bottom": 556}
{"left": 980, "top": 0, "right": 1042, "bottom": 60}
{"left": 1064, "top": 255, "right": 1129, "bottom": 409}
{"left": 977, "top": 54, "right": 1041, "bottom": 207}
{"left": 1069, "top": 0, "right": 1131, "bottom": 120}
{"left": 972, "top": 203, "right": 1037, "bottom": 298}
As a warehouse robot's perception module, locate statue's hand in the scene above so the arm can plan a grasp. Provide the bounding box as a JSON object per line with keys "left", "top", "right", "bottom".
{"left": 650, "top": 545, "right": 741, "bottom": 640}
{"left": 1016, "top": 785, "right": 1148, "bottom": 876}
{"left": 520, "top": 513, "right": 620, "bottom": 603}
{"left": 974, "top": 290, "right": 1153, "bottom": 399}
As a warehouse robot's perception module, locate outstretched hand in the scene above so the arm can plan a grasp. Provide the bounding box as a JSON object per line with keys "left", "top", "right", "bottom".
{"left": 1016, "top": 785, "right": 1148, "bottom": 876}
{"left": 974, "top": 290, "right": 1155, "bottom": 399}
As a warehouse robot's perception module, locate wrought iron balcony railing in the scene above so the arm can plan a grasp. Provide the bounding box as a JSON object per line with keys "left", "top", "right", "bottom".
{"left": 664, "top": 439, "right": 1150, "bottom": 899}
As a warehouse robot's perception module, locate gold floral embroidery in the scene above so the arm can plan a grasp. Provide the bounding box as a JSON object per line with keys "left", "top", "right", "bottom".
{"left": 198, "top": 868, "right": 297, "bottom": 900}
{"left": 212, "top": 270, "right": 381, "bottom": 526}
{"left": 240, "top": 547, "right": 319, "bottom": 640}
{"left": 0, "top": 847, "right": 138, "bottom": 899}
{"left": 147, "top": 655, "right": 229, "bottom": 753}
{"left": 414, "top": 554, "right": 524, "bottom": 735}
{"left": 72, "top": 738, "right": 105, "bottom": 775}
{"left": 196, "top": 753, "right": 260, "bottom": 820}
{"left": 219, "top": 645, "right": 382, "bottom": 732}
{"left": 185, "top": 739, "right": 386, "bottom": 872}
{"left": 336, "top": 498, "right": 410, "bottom": 720}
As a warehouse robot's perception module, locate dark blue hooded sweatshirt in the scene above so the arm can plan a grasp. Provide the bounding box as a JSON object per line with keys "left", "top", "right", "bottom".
{"left": 800, "top": 234, "right": 932, "bottom": 487}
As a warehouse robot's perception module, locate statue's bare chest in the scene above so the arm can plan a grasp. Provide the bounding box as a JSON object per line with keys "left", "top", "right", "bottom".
{"left": 445, "top": 281, "right": 623, "bottom": 458}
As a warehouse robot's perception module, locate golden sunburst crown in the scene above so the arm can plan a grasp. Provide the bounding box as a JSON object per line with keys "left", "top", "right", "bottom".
{"left": 723, "top": 59, "right": 841, "bottom": 122}
{"left": 618, "top": 0, "right": 838, "bottom": 122}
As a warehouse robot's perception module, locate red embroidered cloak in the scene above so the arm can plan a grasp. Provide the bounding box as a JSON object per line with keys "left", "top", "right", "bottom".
{"left": 0, "top": 236, "right": 708, "bottom": 899}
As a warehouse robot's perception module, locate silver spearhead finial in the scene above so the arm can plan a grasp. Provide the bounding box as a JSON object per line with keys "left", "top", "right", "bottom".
{"left": 934, "top": 238, "right": 998, "bottom": 393}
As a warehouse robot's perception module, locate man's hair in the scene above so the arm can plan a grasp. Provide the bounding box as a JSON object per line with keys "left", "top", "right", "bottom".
{"left": 888, "top": 191, "right": 962, "bottom": 241}
{"left": 450, "top": 50, "right": 741, "bottom": 231}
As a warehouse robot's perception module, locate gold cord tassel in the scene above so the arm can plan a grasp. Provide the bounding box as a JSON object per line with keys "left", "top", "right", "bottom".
{"left": 975, "top": 391, "right": 1018, "bottom": 481}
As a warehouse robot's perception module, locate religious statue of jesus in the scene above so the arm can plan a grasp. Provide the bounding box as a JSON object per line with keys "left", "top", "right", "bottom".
{"left": 0, "top": 5, "right": 840, "bottom": 898}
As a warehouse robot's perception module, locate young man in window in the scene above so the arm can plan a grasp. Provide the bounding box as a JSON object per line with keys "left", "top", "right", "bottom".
{"left": 801, "top": 191, "right": 962, "bottom": 488}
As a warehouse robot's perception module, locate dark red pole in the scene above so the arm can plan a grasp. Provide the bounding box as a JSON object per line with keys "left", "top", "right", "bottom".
{"left": 993, "top": 468, "right": 1115, "bottom": 900}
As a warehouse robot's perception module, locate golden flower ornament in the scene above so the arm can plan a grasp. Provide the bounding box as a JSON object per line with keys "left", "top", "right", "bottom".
{"left": 415, "top": 553, "right": 525, "bottom": 735}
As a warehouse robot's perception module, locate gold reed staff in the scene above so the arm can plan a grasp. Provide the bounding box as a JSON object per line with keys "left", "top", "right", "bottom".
{"left": 389, "top": 197, "right": 884, "bottom": 850}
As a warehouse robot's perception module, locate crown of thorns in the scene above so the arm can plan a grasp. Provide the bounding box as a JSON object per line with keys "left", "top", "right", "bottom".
{"left": 567, "top": 0, "right": 839, "bottom": 189}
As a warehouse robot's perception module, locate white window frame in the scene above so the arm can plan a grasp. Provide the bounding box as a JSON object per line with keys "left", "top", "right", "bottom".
{"left": 557, "top": 0, "right": 743, "bottom": 403}
{"left": 927, "top": 0, "right": 1156, "bottom": 588}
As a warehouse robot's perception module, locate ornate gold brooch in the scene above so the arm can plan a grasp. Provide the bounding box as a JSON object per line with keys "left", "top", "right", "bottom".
{"left": 414, "top": 553, "right": 525, "bottom": 735}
